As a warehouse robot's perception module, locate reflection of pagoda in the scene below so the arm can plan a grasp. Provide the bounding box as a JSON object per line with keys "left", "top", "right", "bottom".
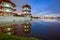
{"left": 0, "top": 0, "right": 17, "bottom": 35}
{"left": 22, "top": 4, "right": 32, "bottom": 17}
{"left": 22, "top": 22, "right": 31, "bottom": 33}
{"left": 0, "top": 24, "right": 18, "bottom": 35}
{"left": 0, "top": 0, "right": 16, "bottom": 16}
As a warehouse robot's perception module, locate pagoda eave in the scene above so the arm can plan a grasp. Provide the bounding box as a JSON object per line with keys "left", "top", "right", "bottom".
{"left": 0, "top": 6, "right": 16, "bottom": 11}
{"left": 0, "top": 0, "right": 16, "bottom": 7}
{"left": 22, "top": 10, "right": 31, "bottom": 12}
{"left": 24, "top": 13, "right": 32, "bottom": 15}
{"left": 22, "top": 4, "right": 31, "bottom": 9}
{"left": 0, "top": 11, "right": 13, "bottom": 13}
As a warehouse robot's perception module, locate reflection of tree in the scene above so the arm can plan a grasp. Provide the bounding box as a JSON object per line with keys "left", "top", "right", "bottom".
{"left": 57, "top": 17, "right": 60, "bottom": 19}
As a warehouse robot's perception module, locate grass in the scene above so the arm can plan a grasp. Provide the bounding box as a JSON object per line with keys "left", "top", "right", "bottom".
{"left": 0, "top": 33, "right": 39, "bottom": 40}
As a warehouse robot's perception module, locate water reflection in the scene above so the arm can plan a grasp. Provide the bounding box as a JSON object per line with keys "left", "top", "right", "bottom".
{"left": 39, "top": 19, "right": 60, "bottom": 22}
{"left": 22, "top": 22, "right": 31, "bottom": 33}
{"left": 0, "top": 24, "right": 18, "bottom": 35}
{"left": 0, "top": 20, "right": 31, "bottom": 37}
{"left": 32, "top": 19, "right": 60, "bottom": 22}
{"left": 0, "top": 19, "right": 60, "bottom": 40}
{"left": 13, "top": 22, "right": 31, "bottom": 37}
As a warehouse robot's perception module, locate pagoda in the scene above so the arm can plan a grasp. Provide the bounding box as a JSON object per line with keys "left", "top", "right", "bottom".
{"left": 0, "top": 0, "right": 17, "bottom": 35}
{"left": 22, "top": 4, "right": 32, "bottom": 17}
{"left": 0, "top": 0, "right": 16, "bottom": 16}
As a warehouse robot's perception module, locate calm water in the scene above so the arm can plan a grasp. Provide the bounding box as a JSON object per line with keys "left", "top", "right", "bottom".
{"left": 15, "top": 19, "right": 60, "bottom": 40}
{"left": 1, "top": 19, "right": 60, "bottom": 40}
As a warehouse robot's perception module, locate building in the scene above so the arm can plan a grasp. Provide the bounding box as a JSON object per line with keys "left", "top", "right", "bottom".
{"left": 0, "top": 0, "right": 17, "bottom": 35}
{"left": 0, "top": 0, "right": 16, "bottom": 16}
{"left": 22, "top": 4, "right": 32, "bottom": 17}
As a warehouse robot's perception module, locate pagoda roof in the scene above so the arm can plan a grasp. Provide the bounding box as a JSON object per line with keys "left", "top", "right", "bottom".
{"left": 22, "top": 10, "right": 31, "bottom": 12}
{"left": 22, "top": 4, "right": 31, "bottom": 9}
{"left": 0, "top": 0, "right": 16, "bottom": 7}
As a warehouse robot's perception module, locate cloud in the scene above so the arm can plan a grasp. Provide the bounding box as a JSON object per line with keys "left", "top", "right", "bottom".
{"left": 11, "top": 0, "right": 60, "bottom": 15}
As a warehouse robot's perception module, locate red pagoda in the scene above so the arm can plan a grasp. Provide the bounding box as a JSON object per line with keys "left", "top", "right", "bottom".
{"left": 0, "top": 0, "right": 16, "bottom": 16}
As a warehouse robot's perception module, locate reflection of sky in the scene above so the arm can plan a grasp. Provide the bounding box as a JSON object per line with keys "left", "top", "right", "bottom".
{"left": 11, "top": 0, "right": 60, "bottom": 15}
{"left": 31, "top": 21, "right": 60, "bottom": 40}
{"left": 31, "top": 19, "right": 60, "bottom": 23}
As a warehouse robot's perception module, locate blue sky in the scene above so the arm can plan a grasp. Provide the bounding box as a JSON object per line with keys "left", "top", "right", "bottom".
{"left": 11, "top": 0, "right": 60, "bottom": 15}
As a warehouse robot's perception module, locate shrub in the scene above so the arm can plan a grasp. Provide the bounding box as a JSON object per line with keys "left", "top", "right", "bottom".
{"left": 0, "top": 33, "right": 39, "bottom": 40}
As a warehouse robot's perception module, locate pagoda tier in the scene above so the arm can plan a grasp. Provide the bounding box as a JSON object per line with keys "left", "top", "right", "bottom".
{"left": 0, "top": 12, "right": 15, "bottom": 16}
{"left": 22, "top": 4, "right": 31, "bottom": 9}
{"left": 0, "top": 6, "right": 16, "bottom": 11}
{"left": 0, "top": 0, "right": 16, "bottom": 7}
{"left": 22, "top": 10, "right": 31, "bottom": 12}
{"left": 21, "top": 13, "right": 32, "bottom": 16}
{"left": 0, "top": 0, "right": 16, "bottom": 16}
{"left": 22, "top": 4, "right": 31, "bottom": 14}
{"left": 22, "top": 4, "right": 31, "bottom": 18}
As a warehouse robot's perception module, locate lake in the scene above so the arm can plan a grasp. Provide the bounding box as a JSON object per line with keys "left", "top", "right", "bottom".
{"left": 0, "top": 19, "right": 60, "bottom": 40}
{"left": 14, "top": 19, "right": 60, "bottom": 40}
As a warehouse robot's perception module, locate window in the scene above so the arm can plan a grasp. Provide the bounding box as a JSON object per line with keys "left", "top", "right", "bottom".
{"left": 24, "top": 29, "right": 29, "bottom": 31}
{"left": 24, "top": 8, "right": 30, "bottom": 10}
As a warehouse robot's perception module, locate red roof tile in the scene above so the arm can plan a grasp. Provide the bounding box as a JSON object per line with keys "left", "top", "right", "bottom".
{"left": 0, "top": 0, "right": 16, "bottom": 7}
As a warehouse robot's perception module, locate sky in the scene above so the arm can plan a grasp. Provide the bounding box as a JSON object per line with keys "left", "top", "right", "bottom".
{"left": 11, "top": 0, "right": 60, "bottom": 16}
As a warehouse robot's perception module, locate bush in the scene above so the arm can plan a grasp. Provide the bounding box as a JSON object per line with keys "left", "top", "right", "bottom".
{"left": 0, "top": 33, "right": 39, "bottom": 40}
